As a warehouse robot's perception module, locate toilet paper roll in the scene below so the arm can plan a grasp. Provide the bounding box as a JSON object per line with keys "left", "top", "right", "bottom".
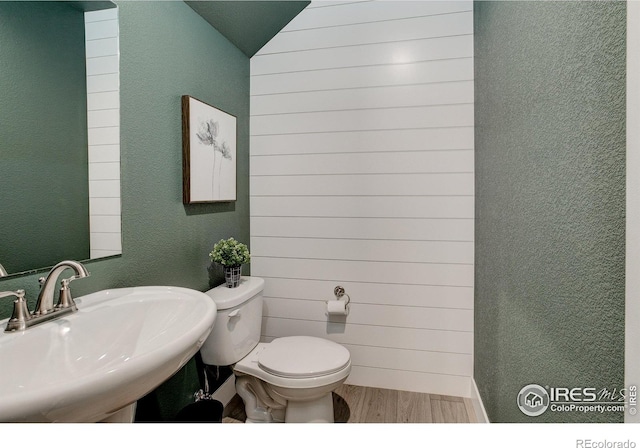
{"left": 327, "top": 300, "right": 349, "bottom": 316}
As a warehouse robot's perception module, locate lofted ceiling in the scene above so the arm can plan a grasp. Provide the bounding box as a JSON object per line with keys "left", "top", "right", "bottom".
{"left": 185, "top": 1, "right": 310, "bottom": 58}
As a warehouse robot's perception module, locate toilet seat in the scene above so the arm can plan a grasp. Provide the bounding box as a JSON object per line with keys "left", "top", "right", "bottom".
{"left": 234, "top": 337, "right": 351, "bottom": 389}
{"left": 258, "top": 336, "right": 350, "bottom": 379}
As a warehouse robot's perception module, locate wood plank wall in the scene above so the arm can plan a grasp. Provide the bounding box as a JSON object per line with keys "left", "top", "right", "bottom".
{"left": 249, "top": 0, "right": 474, "bottom": 397}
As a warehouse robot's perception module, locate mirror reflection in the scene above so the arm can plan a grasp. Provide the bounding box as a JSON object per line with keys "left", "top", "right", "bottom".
{"left": 0, "top": 2, "right": 121, "bottom": 278}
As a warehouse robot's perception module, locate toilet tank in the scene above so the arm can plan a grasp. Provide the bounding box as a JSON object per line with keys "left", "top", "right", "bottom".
{"left": 199, "top": 276, "right": 265, "bottom": 366}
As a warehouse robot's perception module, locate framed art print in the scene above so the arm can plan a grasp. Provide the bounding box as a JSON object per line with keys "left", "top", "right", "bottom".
{"left": 182, "top": 95, "right": 237, "bottom": 203}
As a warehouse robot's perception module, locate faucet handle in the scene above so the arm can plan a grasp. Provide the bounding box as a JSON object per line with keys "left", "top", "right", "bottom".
{"left": 0, "top": 289, "right": 24, "bottom": 298}
{"left": 53, "top": 267, "right": 89, "bottom": 311}
{"left": 1, "top": 289, "right": 33, "bottom": 332}
{"left": 0, "top": 289, "right": 25, "bottom": 301}
{"left": 55, "top": 279, "right": 78, "bottom": 311}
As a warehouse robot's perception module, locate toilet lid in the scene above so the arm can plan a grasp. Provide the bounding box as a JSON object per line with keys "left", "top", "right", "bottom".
{"left": 258, "top": 336, "right": 350, "bottom": 379}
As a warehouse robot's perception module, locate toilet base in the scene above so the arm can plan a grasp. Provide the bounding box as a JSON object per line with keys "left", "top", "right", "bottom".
{"left": 284, "top": 392, "right": 334, "bottom": 423}
{"left": 236, "top": 374, "right": 337, "bottom": 423}
{"left": 236, "top": 375, "right": 286, "bottom": 423}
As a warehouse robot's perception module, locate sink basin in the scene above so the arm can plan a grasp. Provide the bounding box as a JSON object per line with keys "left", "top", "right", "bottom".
{"left": 0, "top": 286, "right": 217, "bottom": 422}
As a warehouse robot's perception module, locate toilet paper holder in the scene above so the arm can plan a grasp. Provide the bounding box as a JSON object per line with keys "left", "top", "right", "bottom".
{"left": 333, "top": 286, "right": 350, "bottom": 305}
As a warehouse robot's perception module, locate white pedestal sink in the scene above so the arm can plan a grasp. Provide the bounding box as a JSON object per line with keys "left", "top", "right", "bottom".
{"left": 0, "top": 286, "right": 217, "bottom": 422}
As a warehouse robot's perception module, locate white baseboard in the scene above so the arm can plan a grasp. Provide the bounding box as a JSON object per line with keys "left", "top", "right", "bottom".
{"left": 470, "top": 378, "right": 490, "bottom": 423}
{"left": 344, "top": 365, "right": 472, "bottom": 398}
{"left": 212, "top": 373, "right": 237, "bottom": 409}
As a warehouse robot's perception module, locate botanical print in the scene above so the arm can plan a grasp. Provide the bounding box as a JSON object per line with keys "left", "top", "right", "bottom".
{"left": 184, "top": 96, "right": 236, "bottom": 202}
{"left": 196, "top": 119, "right": 232, "bottom": 198}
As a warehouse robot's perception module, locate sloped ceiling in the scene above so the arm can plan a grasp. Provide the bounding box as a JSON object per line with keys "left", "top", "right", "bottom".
{"left": 67, "top": 1, "right": 116, "bottom": 12}
{"left": 186, "top": 1, "right": 310, "bottom": 58}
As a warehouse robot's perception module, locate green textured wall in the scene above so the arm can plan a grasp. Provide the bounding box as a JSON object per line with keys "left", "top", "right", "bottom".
{"left": 0, "top": 1, "right": 250, "bottom": 421}
{"left": 0, "top": 2, "right": 89, "bottom": 274}
{"left": 474, "top": 1, "right": 626, "bottom": 423}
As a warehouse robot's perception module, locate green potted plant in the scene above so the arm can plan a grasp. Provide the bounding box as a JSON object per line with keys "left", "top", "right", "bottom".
{"left": 209, "top": 237, "right": 250, "bottom": 288}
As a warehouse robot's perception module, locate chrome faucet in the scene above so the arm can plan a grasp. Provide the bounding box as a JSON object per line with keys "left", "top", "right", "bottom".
{"left": 0, "top": 263, "right": 8, "bottom": 277}
{"left": 1, "top": 260, "right": 90, "bottom": 332}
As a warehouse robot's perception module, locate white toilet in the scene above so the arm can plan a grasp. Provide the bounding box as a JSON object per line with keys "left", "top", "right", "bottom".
{"left": 200, "top": 276, "right": 351, "bottom": 423}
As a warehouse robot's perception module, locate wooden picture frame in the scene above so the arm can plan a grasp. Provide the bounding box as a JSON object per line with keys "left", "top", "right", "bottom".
{"left": 182, "top": 95, "right": 237, "bottom": 204}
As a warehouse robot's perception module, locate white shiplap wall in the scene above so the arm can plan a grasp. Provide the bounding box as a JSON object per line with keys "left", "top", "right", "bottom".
{"left": 250, "top": 0, "right": 474, "bottom": 397}
{"left": 85, "top": 8, "right": 121, "bottom": 259}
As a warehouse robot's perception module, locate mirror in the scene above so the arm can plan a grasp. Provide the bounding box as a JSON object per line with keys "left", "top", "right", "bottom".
{"left": 0, "top": 1, "right": 120, "bottom": 278}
